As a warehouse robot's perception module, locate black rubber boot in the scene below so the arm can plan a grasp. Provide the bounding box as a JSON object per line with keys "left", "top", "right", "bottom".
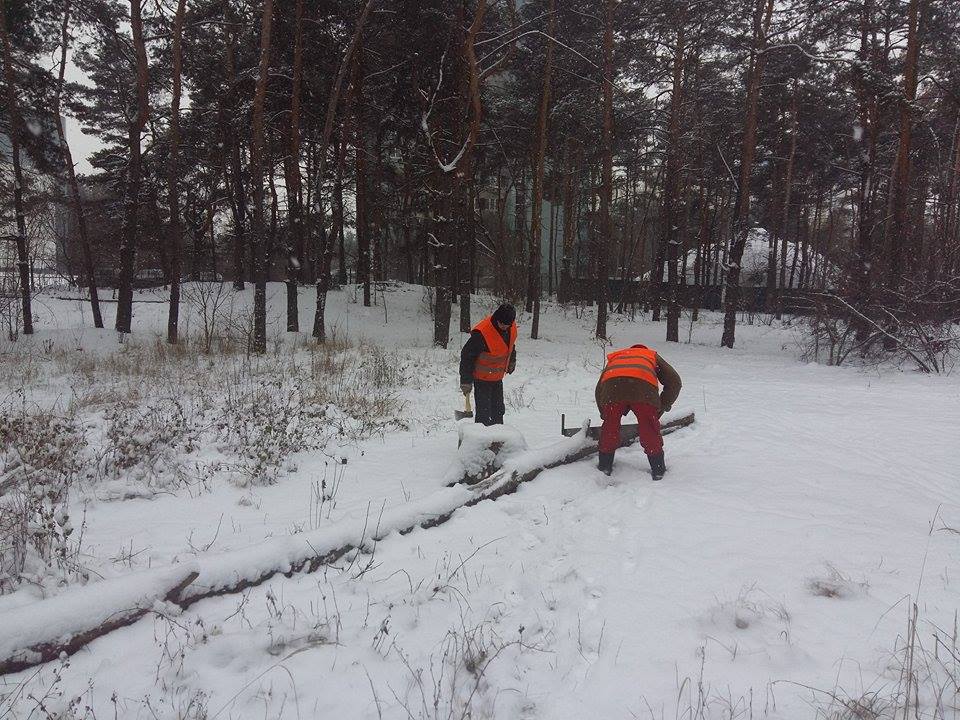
{"left": 647, "top": 452, "right": 666, "bottom": 481}
{"left": 598, "top": 452, "right": 615, "bottom": 476}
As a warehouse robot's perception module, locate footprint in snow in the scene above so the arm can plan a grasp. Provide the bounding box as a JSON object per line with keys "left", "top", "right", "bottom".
{"left": 635, "top": 488, "right": 652, "bottom": 509}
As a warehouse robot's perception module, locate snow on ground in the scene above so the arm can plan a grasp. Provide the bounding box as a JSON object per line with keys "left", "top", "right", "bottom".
{"left": 1, "top": 282, "right": 959, "bottom": 719}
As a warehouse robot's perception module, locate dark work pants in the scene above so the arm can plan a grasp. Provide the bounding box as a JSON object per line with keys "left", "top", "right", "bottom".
{"left": 473, "top": 380, "right": 505, "bottom": 426}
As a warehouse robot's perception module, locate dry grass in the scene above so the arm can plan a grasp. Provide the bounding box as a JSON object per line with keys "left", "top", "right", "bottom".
{"left": 0, "top": 330, "right": 409, "bottom": 594}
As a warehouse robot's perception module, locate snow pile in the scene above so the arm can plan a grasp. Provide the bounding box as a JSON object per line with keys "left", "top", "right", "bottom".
{"left": 447, "top": 421, "right": 528, "bottom": 485}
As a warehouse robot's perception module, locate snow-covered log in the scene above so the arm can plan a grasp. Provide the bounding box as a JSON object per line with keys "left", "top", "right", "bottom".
{"left": 0, "top": 564, "right": 198, "bottom": 676}
{"left": 178, "top": 426, "right": 601, "bottom": 605}
{"left": 1, "top": 414, "right": 694, "bottom": 675}
{"left": 423, "top": 412, "right": 696, "bottom": 528}
{"left": 446, "top": 421, "right": 528, "bottom": 485}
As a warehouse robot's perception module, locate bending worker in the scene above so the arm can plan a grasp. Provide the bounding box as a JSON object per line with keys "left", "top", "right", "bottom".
{"left": 595, "top": 343, "right": 682, "bottom": 480}
{"left": 459, "top": 304, "right": 517, "bottom": 426}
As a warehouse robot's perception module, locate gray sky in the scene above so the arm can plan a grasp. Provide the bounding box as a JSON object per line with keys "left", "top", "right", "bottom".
{"left": 63, "top": 55, "right": 102, "bottom": 176}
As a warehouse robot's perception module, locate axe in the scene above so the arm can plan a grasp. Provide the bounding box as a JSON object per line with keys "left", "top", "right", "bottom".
{"left": 455, "top": 390, "right": 474, "bottom": 420}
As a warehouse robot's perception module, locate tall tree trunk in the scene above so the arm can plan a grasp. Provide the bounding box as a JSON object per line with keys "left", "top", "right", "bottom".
{"left": 115, "top": 0, "right": 151, "bottom": 334}
{"left": 559, "top": 137, "right": 579, "bottom": 303}
{"left": 312, "top": 0, "right": 376, "bottom": 340}
{"left": 52, "top": 0, "right": 102, "bottom": 328}
{"left": 250, "top": 0, "right": 274, "bottom": 353}
{"left": 528, "top": 0, "right": 555, "bottom": 339}
{"left": 770, "top": 79, "right": 798, "bottom": 314}
{"left": 0, "top": 1, "right": 31, "bottom": 335}
{"left": 284, "top": 0, "right": 305, "bottom": 331}
{"left": 596, "top": 0, "right": 614, "bottom": 340}
{"left": 166, "top": 0, "right": 187, "bottom": 344}
{"left": 353, "top": 48, "right": 371, "bottom": 308}
{"left": 458, "top": 179, "right": 474, "bottom": 333}
{"left": 721, "top": 0, "right": 773, "bottom": 349}
{"left": 664, "top": 17, "right": 686, "bottom": 343}
{"left": 430, "top": 0, "right": 485, "bottom": 348}
{"left": 883, "top": 0, "right": 922, "bottom": 288}
{"left": 853, "top": 0, "right": 878, "bottom": 311}
{"left": 334, "top": 132, "right": 348, "bottom": 287}
{"left": 224, "top": 23, "right": 246, "bottom": 291}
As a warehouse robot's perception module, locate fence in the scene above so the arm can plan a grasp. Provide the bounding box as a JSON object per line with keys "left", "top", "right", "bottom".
{"left": 558, "top": 277, "right": 818, "bottom": 315}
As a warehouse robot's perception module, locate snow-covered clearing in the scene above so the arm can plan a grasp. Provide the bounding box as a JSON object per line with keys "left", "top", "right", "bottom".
{"left": 2, "top": 283, "right": 959, "bottom": 719}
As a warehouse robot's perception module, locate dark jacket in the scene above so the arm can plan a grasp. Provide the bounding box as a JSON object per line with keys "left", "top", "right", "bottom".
{"left": 595, "top": 351, "right": 682, "bottom": 412}
{"left": 459, "top": 328, "right": 517, "bottom": 386}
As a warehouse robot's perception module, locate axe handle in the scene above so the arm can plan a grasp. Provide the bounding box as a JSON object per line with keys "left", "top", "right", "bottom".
{"left": 465, "top": 392, "right": 473, "bottom": 413}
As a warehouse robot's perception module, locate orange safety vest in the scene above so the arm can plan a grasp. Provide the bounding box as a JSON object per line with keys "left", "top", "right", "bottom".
{"left": 599, "top": 346, "right": 659, "bottom": 388}
{"left": 472, "top": 316, "right": 517, "bottom": 382}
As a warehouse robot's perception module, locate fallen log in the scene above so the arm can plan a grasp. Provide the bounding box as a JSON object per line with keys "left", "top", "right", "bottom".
{"left": 1, "top": 413, "right": 695, "bottom": 675}
{"left": 424, "top": 412, "right": 696, "bottom": 528}
{"left": 0, "top": 564, "right": 198, "bottom": 676}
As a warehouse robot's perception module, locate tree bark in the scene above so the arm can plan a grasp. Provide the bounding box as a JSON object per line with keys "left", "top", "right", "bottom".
{"left": 283, "top": 0, "right": 305, "bottom": 331}
{"left": 769, "top": 79, "right": 798, "bottom": 313}
{"left": 250, "top": 0, "right": 274, "bottom": 354}
{"left": 883, "top": 0, "right": 922, "bottom": 288}
{"left": 52, "top": 0, "right": 102, "bottom": 329}
{"left": 224, "top": 24, "right": 246, "bottom": 290}
{"left": 596, "top": 0, "right": 614, "bottom": 340}
{"left": 166, "top": 0, "right": 187, "bottom": 344}
{"left": 559, "top": 138, "right": 579, "bottom": 303}
{"left": 430, "top": 0, "right": 486, "bottom": 348}
{"left": 311, "top": 0, "right": 376, "bottom": 340}
{"left": 114, "top": 0, "right": 151, "bottom": 334}
{"left": 353, "top": 47, "right": 371, "bottom": 308}
{"left": 0, "top": 2, "right": 31, "bottom": 336}
{"left": 664, "top": 17, "right": 686, "bottom": 343}
{"left": 720, "top": 0, "right": 773, "bottom": 348}
{"left": 528, "top": 0, "right": 555, "bottom": 340}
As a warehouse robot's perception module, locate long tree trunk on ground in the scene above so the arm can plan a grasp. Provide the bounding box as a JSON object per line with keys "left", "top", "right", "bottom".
{"left": 311, "top": 0, "right": 376, "bottom": 340}
{"left": 528, "top": 0, "right": 555, "bottom": 339}
{"left": 883, "top": 0, "right": 921, "bottom": 289}
{"left": 166, "top": 0, "right": 187, "bottom": 344}
{"left": 663, "top": 17, "right": 686, "bottom": 343}
{"left": 0, "top": 1, "right": 31, "bottom": 336}
{"left": 249, "top": 0, "right": 274, "bottom": 353}
{"left": 52, "top": 0, "right": 102, "bottom": 328}
{"left": 284, "top": 0, "right": 305, "bottom": 331}
{"left": 720, "top": 0, "right": 773, "bottom": 349}
{"left": 596, "top": 0, "right": 614, "bottom": 340}
{"left": 114, "top": 0, "right": 151, "bottom": 334}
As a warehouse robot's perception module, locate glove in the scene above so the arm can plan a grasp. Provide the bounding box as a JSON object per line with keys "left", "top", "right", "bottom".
{"left": 461, "top": 383, "right": 472, "bottom": 395}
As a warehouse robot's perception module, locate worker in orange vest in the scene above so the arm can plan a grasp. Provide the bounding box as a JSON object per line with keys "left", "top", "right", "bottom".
{"left": 459, "top": 304, "right": 518, "bottom": 426}
{"left": 595, "top": 344, "right": 682, "bottom": 480}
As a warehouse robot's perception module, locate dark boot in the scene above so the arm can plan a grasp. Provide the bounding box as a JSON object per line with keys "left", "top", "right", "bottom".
{"left": 647, "top": 452, "right": 666, "bottom": 481}
{"left": 598, "top": 452, "right": 615, "bottom": 476}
